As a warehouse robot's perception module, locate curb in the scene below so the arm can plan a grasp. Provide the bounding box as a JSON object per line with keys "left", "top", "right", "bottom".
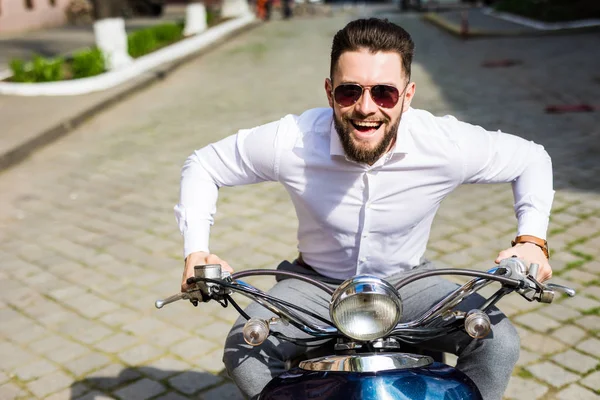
{"left": 422, "top": 12, "right": 600, "bottom": 39}
{"left": 0, "top": 19, "right": 262, "bottom": 173}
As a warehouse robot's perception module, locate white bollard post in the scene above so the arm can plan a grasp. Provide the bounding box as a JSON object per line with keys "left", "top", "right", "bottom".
{"left": 93, "top": 17, "right": 133, "bottom": 70}
{"left": 184, "top": 3, "right": 208, "bottom": 36}
{"left": 221, "top": 0, "right": 252, "bottom": 19}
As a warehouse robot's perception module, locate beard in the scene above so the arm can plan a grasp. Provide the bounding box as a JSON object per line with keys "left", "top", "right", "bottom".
{"left": 334, "top": 111, "right": 402, "bottom": 165}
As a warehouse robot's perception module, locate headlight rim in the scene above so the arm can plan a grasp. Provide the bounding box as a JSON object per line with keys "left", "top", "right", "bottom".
{"left": 329, "top": 275, "right": 403, "bottom": 341}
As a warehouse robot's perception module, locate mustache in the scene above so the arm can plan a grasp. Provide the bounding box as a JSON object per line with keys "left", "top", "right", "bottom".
{"left": 344, "top": 114, "right": 391, "bottom": 124}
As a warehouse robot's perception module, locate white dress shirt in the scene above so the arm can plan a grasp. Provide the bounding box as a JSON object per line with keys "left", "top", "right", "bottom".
{"left": 175, "top": 107, "right": 554, "bottom": 280}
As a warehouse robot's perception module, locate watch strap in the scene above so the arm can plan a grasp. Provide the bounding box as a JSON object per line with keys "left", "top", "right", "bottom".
{"left": 511, "top": 235, "right": 549, "bottom": 259}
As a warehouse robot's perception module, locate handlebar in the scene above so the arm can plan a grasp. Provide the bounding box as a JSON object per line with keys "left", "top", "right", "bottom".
{"left": 155, "top": 259, "right": 576, "bottom": 343}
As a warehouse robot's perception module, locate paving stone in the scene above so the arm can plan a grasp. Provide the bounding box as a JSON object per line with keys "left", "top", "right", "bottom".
{"left": 75, "top": 389, "right": 118, "bottom": 400}
{"left": 84, "top": 364, "right": 141, "bottom": 390}
{"left": 515, "top": 349, "right": 543, "bottom": 370}
{"left": 0, "top": 371, "right": 8, "bottom": 384}
{"left": 69, "top": 293, "right": 121, "bottom": 318}
{"left": 143, "top": 325, "right": 192, "bottom": 348}
{"left": 64, "top": 352, "right": 112, "bottom": 377}
{"left": 577, "top": 315, "right": 600, "bottom": 331}
{"left": 114, "top": 378, "right": 166, "bottom": 400}
{"left": 45, "top": 382, "right": 90, "bottom": 400}
{"left": 122, "top": 317, "right": 171, "bottom": 336}
{"left": 552, "top": 350, "right": 599, "bottom": 374}
{"left": 154, "top": 391, "right": 191, "bottom": 400}
{"left": 0, "top": 342, "right": 37, "bottom": 370}
{"left": 504, "top": 376, "right": 548, "bottom": 400}
{"left": 551, "top": 324, "right": 588, "bottom": 346}
{"left": 45, "top": 341, "right": 90, "bottom": 364}
{"left": 526, "top": 361, "right": 579, "bottom": 388}
{"left": 13, "top": 358, "right": 58, "bottom": 381}
{"left": 195, "top": 348, "right": 226, "bottom": 373}
{"left": 580, "top": 370, "right": 600, "bottom": 392}
{"left": 170, "top": 337, "right": 218, "bottom": 361}
{"left": 168, "top": 370, "right": 222, "bottom": 395}
{"left": 577, "top": 338, "right": 600, "bottom": 358}
{"left": 538, "top": 303, "right": 582, "bottom": 322}
{"left": 583, "top": 261, "right": 600, "bottom": 274}
{"left": 514, "top": 312, "right": 562, "bottom": 333}
{"left": 98, "top": 308, "right": 141, "bottom": 327}
{"left": 564, "top": 295, "right": 600, "bottom": 312}
{"left": 561, "top": 269, "right": 598, "bottom": 284}
{"left": 8, "top": 323, "right": 52, "bottom": 345}
{"left": 556, "top": 384, "right": 600, "bottom": 400}
{"left": 94, "top": 333, "right": 139, "bottom": 353}
{"left": 138, "top": 357, "right": 192, "bottom": 380}
{"left": 519, "top": 330, "right": 568, "bottom": 355}
{"left": 0, "top": 382, "right": 27, "bottom": 400}
{"left": 27, "top": 370, "right": 74, "bottom": 398}
{"left": 581, "top": 286, "right": 600, "bottom": 300}
{"left": 60, "top": 319, "right": 114, "bottom": 345}
{"left": 199, "top": 382, "right": 244, "bottom": 400}
{"left": 118, "top": 344, "right": 164, "bottom": 366}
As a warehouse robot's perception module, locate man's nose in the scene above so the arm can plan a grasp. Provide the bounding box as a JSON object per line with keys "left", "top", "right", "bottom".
{"left": 354, "top": 89, "right": 378, "bottom": 115}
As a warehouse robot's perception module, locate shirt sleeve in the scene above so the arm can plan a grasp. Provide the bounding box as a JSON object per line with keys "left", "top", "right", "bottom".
{"left": 445, "top": 116, "right": 554, "bottom": 240}
{"left": 174, "top": 119, "right": 284, "bottom": 258}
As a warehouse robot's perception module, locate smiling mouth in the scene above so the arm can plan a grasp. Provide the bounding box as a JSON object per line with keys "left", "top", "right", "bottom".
{"left": 351, "top": 120, "right": 383, "bottom": 134}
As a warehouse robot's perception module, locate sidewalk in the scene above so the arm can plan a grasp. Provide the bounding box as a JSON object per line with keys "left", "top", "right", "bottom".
{"left": 0, "top": 12, "right": 261, "bottom": 172}
{"left": 0, "top": 5, "right": 187, "bottom": 71}
{"left": 422, "top": 7, "right": 600, "bottom": 38}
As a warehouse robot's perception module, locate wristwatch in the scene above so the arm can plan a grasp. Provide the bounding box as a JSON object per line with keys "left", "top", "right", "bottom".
{"left": 511, "top": 235, "right": 549, "bottom": 259}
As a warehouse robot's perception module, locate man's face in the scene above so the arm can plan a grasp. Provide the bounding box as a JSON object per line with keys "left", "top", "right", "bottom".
{"left": 325, "top": 49, "right": 415, "bottom": 165}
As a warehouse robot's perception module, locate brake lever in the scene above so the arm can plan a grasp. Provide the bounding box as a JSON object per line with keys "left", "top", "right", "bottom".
{"left": 545, "top": 283, "right": 576, "bottom": 297}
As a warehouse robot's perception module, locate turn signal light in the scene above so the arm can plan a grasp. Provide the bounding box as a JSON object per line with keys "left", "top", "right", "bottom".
{"left": 464, "top": 310, "right": 491, "bottom": 339}
{"left": 242, "top": 318, "right": 270, "bottom": 346}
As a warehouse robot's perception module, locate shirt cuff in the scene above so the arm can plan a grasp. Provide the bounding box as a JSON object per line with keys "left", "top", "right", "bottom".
{"left": 516, "top": 211, "right": 549, "bottom": 240}
{"left": 174, "top": 204, "right": 212, "bottom": 258}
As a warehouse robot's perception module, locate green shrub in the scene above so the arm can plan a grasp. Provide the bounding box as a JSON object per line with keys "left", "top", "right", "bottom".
{"left": 128, "top": 22, "right": 184, "bottom": 58}
{"left": 9, "top": 55, "right": 64, "bottom": 83}
{"left": 71, "top": 48, "right": 105, "bottom": 79}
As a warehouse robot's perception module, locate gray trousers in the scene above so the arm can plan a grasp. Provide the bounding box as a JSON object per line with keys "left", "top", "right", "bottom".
{"left": 223, "top": 260, "right": 520, "bottom": 400}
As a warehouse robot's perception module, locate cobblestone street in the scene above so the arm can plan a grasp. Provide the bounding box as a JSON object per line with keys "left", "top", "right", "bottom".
{"left": 0, "top": 7, "right": 599, "bottom": 400}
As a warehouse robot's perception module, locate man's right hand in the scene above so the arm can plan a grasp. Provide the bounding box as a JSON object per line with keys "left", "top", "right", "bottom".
{"left": 181, "top": 251, "right": 233, "bottom": 292}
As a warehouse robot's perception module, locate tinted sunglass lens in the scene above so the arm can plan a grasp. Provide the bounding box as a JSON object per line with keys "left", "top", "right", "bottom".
{"left": 371, "top": 85, "right": 400, "bottom": 108}
{"left": 334, "top": 85, "right": 363, "bottom": 107}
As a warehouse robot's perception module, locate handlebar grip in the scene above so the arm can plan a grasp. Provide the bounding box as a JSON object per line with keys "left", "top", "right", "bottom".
{"left": 155, "top": 293, "right": 185, "bottom": 309}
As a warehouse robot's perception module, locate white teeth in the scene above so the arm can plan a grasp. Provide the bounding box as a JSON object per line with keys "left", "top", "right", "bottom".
{"left": 353, "top": 121, "right": 381, "bottom": 127}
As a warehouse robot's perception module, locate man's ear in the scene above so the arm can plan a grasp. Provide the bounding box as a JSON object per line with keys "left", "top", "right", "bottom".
{"left": 325, "top": 78, "right": 334, "bottom": 108}
{"left": 402, "top": 82, "right": 416, "bottom": 113}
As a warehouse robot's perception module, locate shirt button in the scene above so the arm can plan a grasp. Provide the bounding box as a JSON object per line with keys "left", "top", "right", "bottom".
{"left": 362, "top": 232, "right": 369, "bottom": 238}
{"left": 360, "top": 257, "right": 366, "bottom": 262}
{"left": 366, "top": 202, "right": 371, "bottom": 209}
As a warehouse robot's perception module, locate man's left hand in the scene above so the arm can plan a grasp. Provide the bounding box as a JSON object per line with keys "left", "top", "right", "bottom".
{"left": 495, "top": 243, "right": 552, "bottom": 282}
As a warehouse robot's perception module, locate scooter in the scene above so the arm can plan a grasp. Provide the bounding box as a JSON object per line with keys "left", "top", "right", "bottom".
{"left": 155, "top": 258, "right": 575, "bottom": 399}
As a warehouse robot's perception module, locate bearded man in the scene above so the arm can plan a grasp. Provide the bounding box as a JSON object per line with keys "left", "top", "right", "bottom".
{"left": 175, "top": 18, "right": 554, "bottom": 400}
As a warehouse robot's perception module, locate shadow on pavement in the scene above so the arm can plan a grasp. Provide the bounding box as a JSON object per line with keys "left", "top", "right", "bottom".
{"left": 71, "top": 366, "right": 241, "bottom": 399}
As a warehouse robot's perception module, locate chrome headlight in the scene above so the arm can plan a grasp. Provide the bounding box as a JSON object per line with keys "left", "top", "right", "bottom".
{"left": 330, "top": 275, "right": 402, "bottom": 341}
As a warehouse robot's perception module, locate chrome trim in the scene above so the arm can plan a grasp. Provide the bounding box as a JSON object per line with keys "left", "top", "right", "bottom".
{"left": 391, "top": 272, "right": 498, "bottom": 332}
{"left": 232, "top": 281, "right": 338, "bottom": 337}
{"left": 299, "top": 353, "right": 434, "bottom": 372}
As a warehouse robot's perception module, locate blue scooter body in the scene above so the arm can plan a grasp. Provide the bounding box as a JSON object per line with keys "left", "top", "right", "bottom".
{"left": 260, "top": 362, "right": 482, "bottom": 400}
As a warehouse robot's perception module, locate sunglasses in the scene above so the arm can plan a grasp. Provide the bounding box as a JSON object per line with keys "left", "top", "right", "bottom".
{"left": 332, "top": 83, "right": 401, "bottom": 109}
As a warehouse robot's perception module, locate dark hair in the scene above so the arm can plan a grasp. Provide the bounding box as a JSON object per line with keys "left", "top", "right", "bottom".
{"left": 330, "top": 18, "right": 415, "bottom": 83}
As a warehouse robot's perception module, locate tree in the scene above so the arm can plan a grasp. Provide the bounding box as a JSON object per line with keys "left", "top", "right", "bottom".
{"left": 89, "top": 0, "right": 133, "bottom": 70}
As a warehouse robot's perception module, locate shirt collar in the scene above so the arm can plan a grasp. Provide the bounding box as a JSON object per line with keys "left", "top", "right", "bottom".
{"left": 329, "top": 107, "right": 414, "bottom": 157}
